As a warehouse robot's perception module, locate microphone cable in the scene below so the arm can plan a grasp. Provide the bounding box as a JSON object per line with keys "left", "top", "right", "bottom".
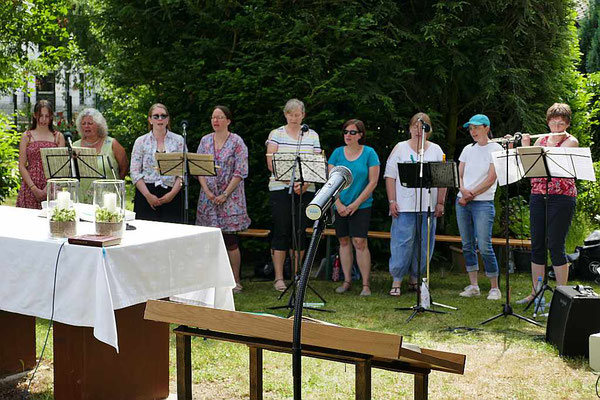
{"left": 22, "top": 241, "right": 66, "bottom": 399}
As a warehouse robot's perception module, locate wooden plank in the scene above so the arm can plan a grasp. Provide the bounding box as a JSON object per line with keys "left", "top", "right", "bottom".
{"left": 414, "top": 372, "right": 429, "bottom": 400}
{"left": 176, "top": 334, "right": 192, "bottom": 400}
{"left": 145, "top": 300, "right": 402, "bottom": 360}
{"left": 237, "top": 229, "right": 271, "bottom": 238}
{"left": 355, "top": 359, "right": 371, "bottom": 400}
{"left": 305, "top": 228, "right": 531, "bottom": 247}
{"left": 0, "top": 311, "right": 36, "bottom": 376}
{"left": 54, "top": 303, "right": 169, "bottom": 400}
{"left": 249, "top": 346, "right": 263, "bottom": 400}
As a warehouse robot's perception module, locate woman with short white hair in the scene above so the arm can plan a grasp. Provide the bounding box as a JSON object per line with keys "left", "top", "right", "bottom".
{"left": 73, "top": 108, "right": 128, "bottom": 203}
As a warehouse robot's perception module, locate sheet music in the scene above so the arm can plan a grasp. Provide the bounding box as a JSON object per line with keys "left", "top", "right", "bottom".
{"left": 493, "top": 146, "right": 596, "bottom": 186}
{"left": 155, "top": 152, "right": 216, "bottom": 177}
{"left": 41, "top": 146, "right": 100, "bottom": 179}
{"left": 272, "top": 153, "right": 327, "bottom": 183}
{"left": 492, "top": 149, "right": 522, "bottom": 186}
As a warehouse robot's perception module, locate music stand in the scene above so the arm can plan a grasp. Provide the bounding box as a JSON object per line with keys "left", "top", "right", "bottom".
{"left": 517, "top": 146, "right": 595, "bottom": 317}
{"left": 482, "top": 143, "right": 542, "bottom": 327}
{"left": 269, "top": 152, "right": 330, "bottom": 317}
{"left": 155, "top": 152, "right": 217, "bottom": 224}
{"left": 41, "top": 146, "right": 106, "bottom": 180}
{"left": 395, "top": 161, "right": 459, "bottom": 321}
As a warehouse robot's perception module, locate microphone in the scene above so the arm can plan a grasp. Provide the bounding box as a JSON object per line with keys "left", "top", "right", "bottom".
{"left": 63, "top": 131, "right": 74, "bottom": 148}
{"left": 180, "top": 120, "right": 189, "bottom": 130}
{"left": 418, "top": 118, "right": 431, "bottom": 133}
{"left": 301, "top": 124, "right": 309, "bottom": 133}
{"left": 306, "top": 166, "right": 353, "bottom": 220}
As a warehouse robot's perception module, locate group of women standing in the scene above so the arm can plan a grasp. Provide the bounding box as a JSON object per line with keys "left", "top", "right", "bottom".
{"left": 16, "top": 98, "right": 578, "bottom": 300}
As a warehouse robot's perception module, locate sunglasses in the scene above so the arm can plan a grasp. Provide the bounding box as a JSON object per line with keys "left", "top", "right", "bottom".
{"left": 343, "top": 129, "right": 360, "bottom": 136}
{"left": 151, "top": 114, "right": 169, "bottom": 120}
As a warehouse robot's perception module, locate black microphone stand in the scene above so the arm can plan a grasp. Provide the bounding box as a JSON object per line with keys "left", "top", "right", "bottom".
{"left": 292, "top": 210, "right": 330, "bottom": 400}
{"left": 396, "top": 122, "right": 445, "bottom": 322}
{"left": 180, "top": 121, "right": 189, "bottom": 224}
{"left": 481, "top": 137, "right": 542, "bottom": 326}
{"left": 269, "top": 125, "right": 331, "bottom": 316}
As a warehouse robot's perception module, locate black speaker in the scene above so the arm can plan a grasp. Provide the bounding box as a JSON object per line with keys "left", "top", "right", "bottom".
{"left": 546, "top": 285, "right": 600, "bottom": 357}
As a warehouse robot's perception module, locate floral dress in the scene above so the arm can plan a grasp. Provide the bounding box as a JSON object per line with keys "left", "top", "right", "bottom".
{"left": 16, "top": 131, "right": 60, "bottom": 209}
{"left": 195, "top": 133, "right": 251, "bottom": 232}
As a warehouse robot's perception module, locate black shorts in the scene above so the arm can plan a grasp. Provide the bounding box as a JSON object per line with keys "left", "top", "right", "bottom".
{"left": 334, "top": 207, "right": 372, "bottom": 238}
{"left": 269, "top": 189, "right": 315, "bottom": 251}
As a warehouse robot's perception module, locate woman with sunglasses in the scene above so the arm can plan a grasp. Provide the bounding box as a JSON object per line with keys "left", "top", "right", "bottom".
{"left": 384, "top": 112, "right": 446, "bottom": 296}
{"left": 130, "top": 103, "right": 186, "bottom": 222}
{"left": 517, "top": 103, "right": 578, "bottom": 304}
{"left": 196, "top": 106, "right": 251, "bottom": 293}
{"left": 329, "top": 119, "right": 380, "bottom": 296}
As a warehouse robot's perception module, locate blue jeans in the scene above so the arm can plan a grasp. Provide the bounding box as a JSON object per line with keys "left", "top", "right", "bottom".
{"left": 455, "top": 199, "right": 499, "bottom": 277}
{"left": 389, "top": 212, "right": 437, "bottom": 281}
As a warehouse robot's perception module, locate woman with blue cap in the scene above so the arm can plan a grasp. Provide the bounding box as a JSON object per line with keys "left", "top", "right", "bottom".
{"left": 456, "top": 114, "right": 503, "bottom": 300}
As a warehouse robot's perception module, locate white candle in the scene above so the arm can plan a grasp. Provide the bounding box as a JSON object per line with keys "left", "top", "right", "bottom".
{"left": 57, "top": 191, "right": 70, "bottom": 209}
{"left": 104, "top": 193, "right": 117, "bottom": 213}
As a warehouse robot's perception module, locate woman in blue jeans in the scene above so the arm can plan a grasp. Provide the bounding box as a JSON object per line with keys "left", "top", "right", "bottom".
{"left": 456, "top": 114, "right": 503, "bottom": 300}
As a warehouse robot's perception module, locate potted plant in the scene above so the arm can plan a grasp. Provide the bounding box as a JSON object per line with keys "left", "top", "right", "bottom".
{"left": 95, "top": 207, "right": 124, "bottom": 237}
{"left": 93, "top": 179, "right": 126, "bottom": 237}
{"left": 49, "top": 207, "right": 77, "bottom": 238}
{"left": 47, "top": 178, "right": 79, "bottom": 238}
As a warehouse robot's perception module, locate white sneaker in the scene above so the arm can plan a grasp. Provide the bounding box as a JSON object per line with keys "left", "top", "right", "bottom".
{"left": 459, "top": 285, "right": 481, "bottom": 297}
{"left": 487, "top": 288, "right": 502, "bottom": 300}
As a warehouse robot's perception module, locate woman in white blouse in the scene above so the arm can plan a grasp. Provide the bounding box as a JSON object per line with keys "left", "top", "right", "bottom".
{"left": 130, "top": 103, "right": 185, "bottom": 223}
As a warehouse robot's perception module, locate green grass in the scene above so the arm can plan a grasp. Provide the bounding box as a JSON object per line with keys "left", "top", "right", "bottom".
{"left": 5, "top": 263, "right": 600, "bottom": 399}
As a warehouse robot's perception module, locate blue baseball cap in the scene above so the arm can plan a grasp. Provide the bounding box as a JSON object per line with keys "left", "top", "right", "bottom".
{"left": 463, "top": 114, "right": 490, "bottom": 128}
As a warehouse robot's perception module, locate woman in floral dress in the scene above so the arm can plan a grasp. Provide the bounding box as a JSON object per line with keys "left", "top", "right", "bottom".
{"left": 16, "top": 100, "right": 65, "bottom": 209}
{"left": 196, "top": 105, "right": 251, "bottom": 293}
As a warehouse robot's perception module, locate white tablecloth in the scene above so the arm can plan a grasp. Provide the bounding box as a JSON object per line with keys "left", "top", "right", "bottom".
{"left": 0, "top": 206, "right": 235, "bottom": 351}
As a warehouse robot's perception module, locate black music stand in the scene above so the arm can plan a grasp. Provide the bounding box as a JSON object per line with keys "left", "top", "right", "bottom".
{"left": 269, "top": 152, "right": 330, "bottom": 317}
{"left": 481, "top": 142, "right": 542, "bottom": 327}
{"left": 517, "top": 146, "right": 594, "bottom": 318}
{"left": 395, "top": 160, "right": 459, "bottom": 322}
{"left": 155, "top": 152, "right": 216, "bottom": 224}
{"left": 41, "top": 146, "right": 106, "bottom": 181}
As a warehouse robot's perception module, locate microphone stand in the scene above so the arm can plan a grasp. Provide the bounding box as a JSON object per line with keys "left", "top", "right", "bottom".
{"left": 396, "top": 123, "right": 445, "bottom": 321}
{"left": 481, "top": 137, "right": 542, "bottom": 326}
{"left": 292, "top": 210, "right": 330, "bottom": 400}
{"left": 181, "top": 122, "right": 189, "bottom": 224}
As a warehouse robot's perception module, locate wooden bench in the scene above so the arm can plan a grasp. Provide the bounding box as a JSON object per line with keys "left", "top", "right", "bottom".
{"left": 144, "top": 300, "right": 466, "bottom": 400}
{"left": 236, "top": 229, "right": 271, "bottom": 238}
{"left": 306, "top": 228, "right": 531, "bottom": 248}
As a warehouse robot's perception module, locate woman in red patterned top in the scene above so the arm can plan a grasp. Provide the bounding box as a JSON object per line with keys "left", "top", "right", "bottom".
{"left": 16, "top": 100, "right": 65, "bottom": 209}
{"left": 517, "top": 103, "right": 578, "bottom": 304}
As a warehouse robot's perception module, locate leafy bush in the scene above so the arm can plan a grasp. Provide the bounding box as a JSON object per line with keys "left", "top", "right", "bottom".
{"left": 0, "top": 113, "right": 20, "bottom": 204}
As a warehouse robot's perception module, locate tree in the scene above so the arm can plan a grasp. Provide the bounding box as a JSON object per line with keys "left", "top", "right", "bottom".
{"left": 72, "top": 0, "right": 585, "bottom": 237}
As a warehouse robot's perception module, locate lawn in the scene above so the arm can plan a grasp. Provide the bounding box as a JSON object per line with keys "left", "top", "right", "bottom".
{"left": 1, "top": 265, "right": 599, "bottom": 399}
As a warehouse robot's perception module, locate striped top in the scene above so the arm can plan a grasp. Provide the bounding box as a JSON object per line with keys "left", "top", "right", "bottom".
{"left": 267, "top": 126, "right": 321, "bottom": 192}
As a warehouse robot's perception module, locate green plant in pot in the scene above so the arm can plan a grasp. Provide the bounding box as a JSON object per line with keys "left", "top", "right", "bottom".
{"left": 95, "top": 207, "right": 124, "bottom": 237}
{"left": 507, "top": 195, "right": 531, "bottom": 272}
{"left": 49, "top": 207, "right": 77, "bottom": 238}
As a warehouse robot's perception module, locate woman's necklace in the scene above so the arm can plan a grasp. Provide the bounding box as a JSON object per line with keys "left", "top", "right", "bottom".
{"left": 83, "top": 137, "right": 102, "bottom": 146}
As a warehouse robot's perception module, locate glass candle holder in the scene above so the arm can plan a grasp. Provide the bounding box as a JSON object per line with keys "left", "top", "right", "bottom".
{"left": 47, "top": 178, "right": 79, "bottom": 238}
{"left": 93, "top": 179, "right": 126, "bottom": 237}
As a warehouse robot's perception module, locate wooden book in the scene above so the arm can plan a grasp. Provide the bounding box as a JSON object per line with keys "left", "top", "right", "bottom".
{"left": 68, "top": 234, "right": 121, "bottom": 247}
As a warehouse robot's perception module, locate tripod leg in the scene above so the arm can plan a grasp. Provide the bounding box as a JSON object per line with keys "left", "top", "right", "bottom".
{"left": 406, "top": 309, "right": 419, "bottom": 323}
